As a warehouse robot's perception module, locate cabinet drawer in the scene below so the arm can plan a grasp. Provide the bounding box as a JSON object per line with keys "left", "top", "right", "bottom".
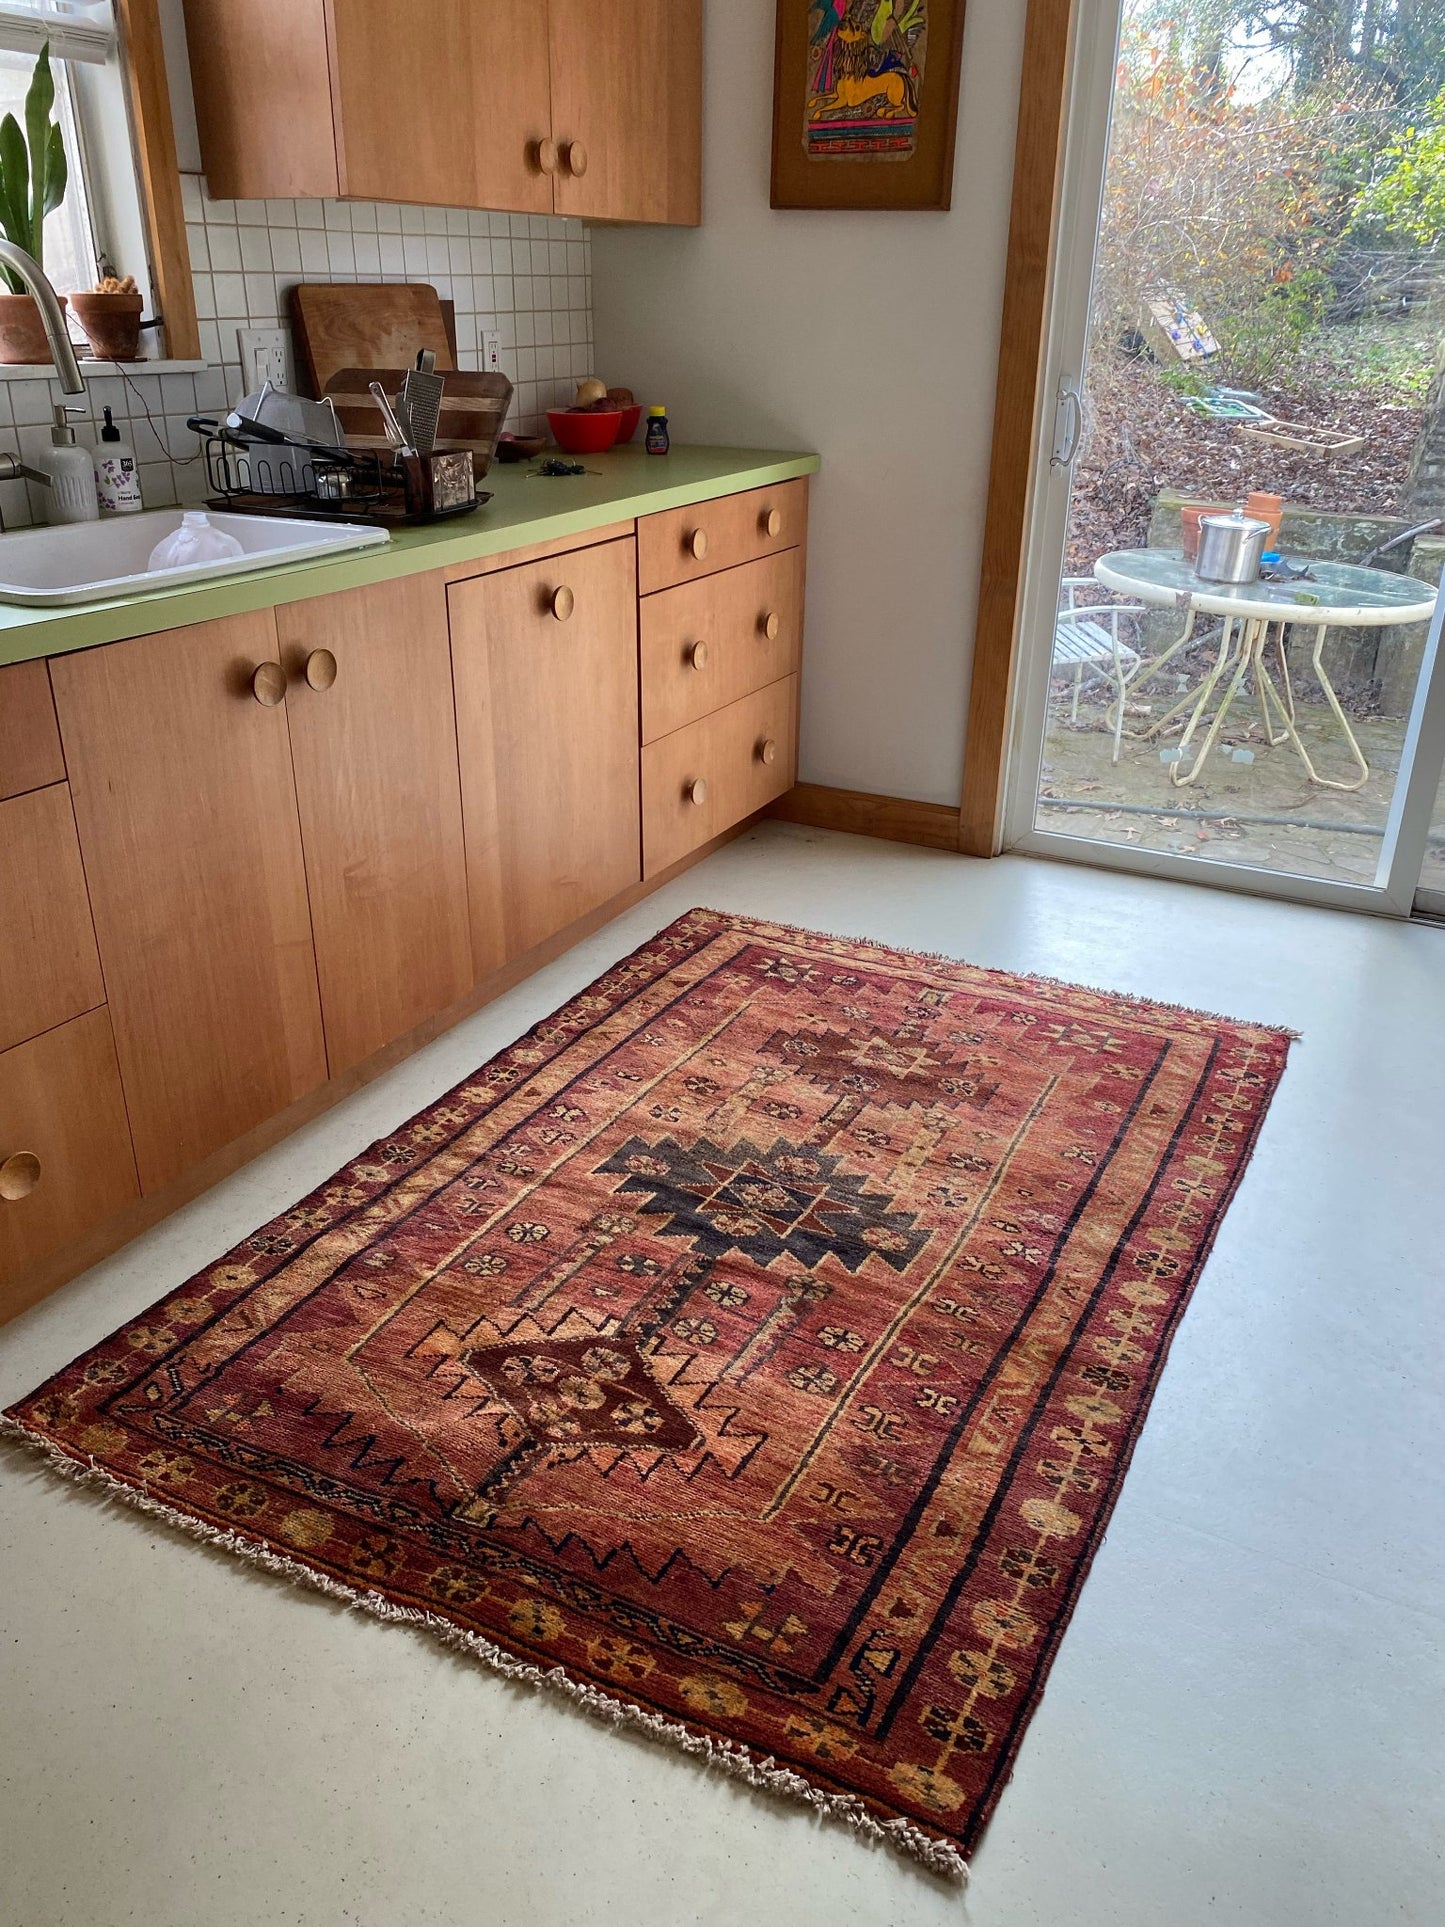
{"left": 0, "top": 784, "right": 105, "bottom": 1055}
{"left": 0, "top": 1008, "right": 139, "bottom": 1298}
{"left": 638, "top": 480, "right": 808, "bottom": 594}
{"left": 640, "top": 549, "right": 804, "bottom": 744}
{"left": 642, "top": 677, "right": 797, "bottom": 878}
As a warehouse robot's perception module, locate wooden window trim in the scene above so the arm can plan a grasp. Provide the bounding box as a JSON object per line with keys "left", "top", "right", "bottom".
{"left": 958, "top": 0, "right": 1076, "bottom": 856}
{"left": 115, "top": 0, "right": 200, "bottom": 361}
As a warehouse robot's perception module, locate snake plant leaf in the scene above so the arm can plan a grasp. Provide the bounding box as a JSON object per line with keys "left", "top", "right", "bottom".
{"left": 24, "top": 43, "right": 55, "bottom": 238}
{"left": 0, "top": 111, "right": 31, "bottom": 253}
{"left": 42, "top": 120, "right": 66, "bottom": 219}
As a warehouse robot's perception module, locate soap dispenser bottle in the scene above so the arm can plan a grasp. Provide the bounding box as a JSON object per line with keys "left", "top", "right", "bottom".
{"left": 95, "top": 405, "right": 143, "bottom": 515}
{"left": 39, "top": 403, "right": 99, "bottom": 523}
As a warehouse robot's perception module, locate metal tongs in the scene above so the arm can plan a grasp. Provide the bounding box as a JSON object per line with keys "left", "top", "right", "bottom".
{"left": 369, "top": 381, "right": 416, "bottom": 457}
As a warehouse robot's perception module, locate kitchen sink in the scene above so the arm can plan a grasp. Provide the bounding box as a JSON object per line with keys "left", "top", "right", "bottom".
{"left": 0, "top": 509, "right": 390, "bottom": 605}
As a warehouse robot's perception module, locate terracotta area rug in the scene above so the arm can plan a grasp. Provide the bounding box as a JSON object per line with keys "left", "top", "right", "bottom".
{"left": 3, "top": 910, "right": 1292, "bottom": 1877}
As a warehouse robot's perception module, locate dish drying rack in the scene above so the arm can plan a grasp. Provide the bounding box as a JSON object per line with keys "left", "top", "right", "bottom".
{"left": 196, "top": 427, "right": 394, "bottom": 522}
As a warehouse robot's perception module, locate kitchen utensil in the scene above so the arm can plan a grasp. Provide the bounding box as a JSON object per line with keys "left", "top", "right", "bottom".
{"left": 547, "top": 407, "right": 623, "bottom": 455}
{"left": 212, "top": 413, "right": 361, "bottom": 466}
{"left": 368, "top": 382, "right": 413, "bottom": 454}
{"left": 289, "top": 283, "right": 455, "bottom": 396}
{"left": 400, "top": 352, "right": 445, "bottom": 456}
{"left": 1196, "top": 513, "right": 1271, "bottom": 584}
{"left": 327, "top": 368, "right": 513, "bottom": 474}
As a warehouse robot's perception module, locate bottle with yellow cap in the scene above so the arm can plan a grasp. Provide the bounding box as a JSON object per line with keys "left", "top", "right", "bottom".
{"left": 645, "top": 405, "right": 670, "bottom": 455}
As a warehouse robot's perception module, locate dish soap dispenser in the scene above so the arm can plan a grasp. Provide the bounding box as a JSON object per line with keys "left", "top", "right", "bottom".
{"left": 39, "top": 403, "right": 99, "bottom": 523}
{"left": 95, "top": 406, "right": 143, "bottom": 515}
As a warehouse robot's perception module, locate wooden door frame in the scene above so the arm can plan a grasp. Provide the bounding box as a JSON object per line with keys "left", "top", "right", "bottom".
{"left": 117, "top": 0, "right": 201, "bottom": 361}
{"left": 958, "top": 0, "right": 1076, "bottom": 856}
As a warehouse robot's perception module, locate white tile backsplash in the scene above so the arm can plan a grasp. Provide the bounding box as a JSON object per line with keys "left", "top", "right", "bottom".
{"left": 0, "top": 174, "right": 594, "bottom": 528}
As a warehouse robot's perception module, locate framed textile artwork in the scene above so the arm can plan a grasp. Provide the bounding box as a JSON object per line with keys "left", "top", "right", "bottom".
{"left": 771, "top": 0, "right": 969, "bottom": 211}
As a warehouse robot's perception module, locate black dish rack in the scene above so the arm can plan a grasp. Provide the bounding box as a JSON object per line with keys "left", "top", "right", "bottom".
{"left": 191, "top": 420, "right": 483, "bottom": 527}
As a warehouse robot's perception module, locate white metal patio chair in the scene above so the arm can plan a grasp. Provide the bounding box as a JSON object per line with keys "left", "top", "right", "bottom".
{"left": 1053, "top": 578, "right": 1146, "bottom": 762}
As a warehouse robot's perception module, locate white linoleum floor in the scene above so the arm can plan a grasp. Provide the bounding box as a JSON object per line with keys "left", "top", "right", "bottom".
{"left": 2, "top": 824, "right": 1443, "bottom": 1927}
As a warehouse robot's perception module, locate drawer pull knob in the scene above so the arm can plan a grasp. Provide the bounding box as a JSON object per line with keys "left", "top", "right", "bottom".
{"left": 761, "top": 611, "right": 781, "bottom": 641}
{"left": 686, "top": 777, "right": 708, "bottom": 807}
{"left": 758, "top": 738, "right": 779, "bottom": 767}
{"left": 536, "top": 137, "right": 559, "bottom": 175}
{"left": 763, "top": 508, "right": 783, "bottom": 538}
{"left": 688, "top": 640, "right": 709, "bottom": 671}
{"left": 564, "top": 140, "right": 589, "bottom": 178}
{"left": 551, "top": 585, "right": 576, "bottom": 622}
{"left": 0, "top": 1151, "right": 41, "bottom": 1201}
{"left": 305, "top": 648, "right": 338, "bottom": 691}
{"left": 688, "top": 528, "right": 709, "bottom": 562}
{"left": 251, "top": 661, "right": 286, "bottom": 707}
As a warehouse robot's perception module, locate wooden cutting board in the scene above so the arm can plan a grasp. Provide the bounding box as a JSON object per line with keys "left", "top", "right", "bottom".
{"left": 324, "top": 368, "right": 514, "bottom": 470}
{"left": 290, "top": 284, "right": 456, "bottom": 397}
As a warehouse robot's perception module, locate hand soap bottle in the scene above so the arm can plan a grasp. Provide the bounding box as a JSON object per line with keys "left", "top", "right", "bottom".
{"left": 39, "top": 403, "right": 99, "bottom": 523}
{"left": 95, "top": 406, "right": 143, "bottom": 515}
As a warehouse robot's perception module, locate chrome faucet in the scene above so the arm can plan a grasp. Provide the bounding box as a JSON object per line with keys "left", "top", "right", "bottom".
{"left": 0, "top": 241, "right": 85, "bottom": 497}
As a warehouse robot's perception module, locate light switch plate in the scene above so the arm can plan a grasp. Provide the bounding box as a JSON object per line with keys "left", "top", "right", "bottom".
{"left": 238, "top": 327, "right": 291, "bottom": 394}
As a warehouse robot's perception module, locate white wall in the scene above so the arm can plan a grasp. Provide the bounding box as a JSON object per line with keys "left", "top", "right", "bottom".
{"left": 591, "top": 0, "right": 1026, "bottom": 807}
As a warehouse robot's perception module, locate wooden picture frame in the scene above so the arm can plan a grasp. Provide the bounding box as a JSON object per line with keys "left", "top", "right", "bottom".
{"left": 771, "top": 0, "right": 968, "bottom": 212}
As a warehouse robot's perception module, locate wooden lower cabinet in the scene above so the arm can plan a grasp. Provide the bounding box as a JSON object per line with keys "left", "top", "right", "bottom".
{"left": 0, "top": 783, "right": 105, "bottom": 1055}
{"left": 0, "top": 1009, "right": 139, "bottom": 1308}
{"left": 50, "top": 611, "right": 328, "bottom": 1195}
{"left": 449, "top": 538, "right": 643, "bottom": 973}
{"left": 643, "top": 676, "right": 798, "bottom": 877}
{"left": 276, "top": 575, "right": 474, "bottom": 1075}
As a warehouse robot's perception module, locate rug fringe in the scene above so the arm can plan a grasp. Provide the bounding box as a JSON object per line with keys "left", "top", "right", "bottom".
{"left": 688, "top": 905, "right": 1302, "bottom": 1042}
{"left": 0, "top": 1414, "right": 968, "bottom": 1884}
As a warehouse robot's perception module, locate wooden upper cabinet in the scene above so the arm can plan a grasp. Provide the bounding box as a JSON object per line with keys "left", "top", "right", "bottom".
{"left": 449, "top": 538, "right": 642, "bottom": 975}
{"left": 549, "top": 0, "right": 702, "bottom": 225}
{"left": 50, "top": 612, "right": 328, "bottom": 1196}
{"left": 328, "top": 0, "right": 554, "bottom": 213}
{"left": 183, "top": 0, "right": 700, "bottom": 223}
{"left": 275, "top": 575, "right": 474, "bottom": 1077}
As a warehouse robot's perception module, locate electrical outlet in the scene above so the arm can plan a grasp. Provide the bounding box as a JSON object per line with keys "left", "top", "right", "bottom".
{"left": 238, "top": 327, "right": 291, "bottom": 395}
{"left": 482, "top": 329, "right": 501, "bottom": 373}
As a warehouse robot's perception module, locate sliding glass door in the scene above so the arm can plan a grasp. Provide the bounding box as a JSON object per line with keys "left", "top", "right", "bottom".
{"left": 1004, "top": 0, "right": 1445, "bottom": 915}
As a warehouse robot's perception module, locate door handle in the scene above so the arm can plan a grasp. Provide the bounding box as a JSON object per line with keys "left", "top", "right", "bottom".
{"left": 1050, "top": 376, "right": 1083, "bottom": 469}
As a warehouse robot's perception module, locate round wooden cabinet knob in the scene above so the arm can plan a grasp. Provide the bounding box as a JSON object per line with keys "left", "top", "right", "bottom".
{"left": 564, "top": 140, "right": 589, "bottom": 178}
{"left": 251, "top": 661, "right": 286, "bottom": 707}
{"left": 686, "top": 777, "right": 708, "bottom": 807}
{"left": 536, "top": 137, "right": 559, "bottom": 175}
{"left": 688, "top": 528, "right": 709, "bottom": 562}
{"left": 758, "top": 738, "right": 779, "bottom": 767}
{"left": 0, "top": 1151, "right": 41, "bottom": 1202}
{"left": 305, "top": 648, "right": 337, "bottom": 691}
{"left": 761, "top": 611, "right": 781, "bottom": 641}
{"left": 763, "top": 507, "right": 783, "bottom": 538}
{"left": 551, "top": 584, "right": 575, "bottom": 622}
{"left": 687, "top": 640, "right": 709, "bottom": 671}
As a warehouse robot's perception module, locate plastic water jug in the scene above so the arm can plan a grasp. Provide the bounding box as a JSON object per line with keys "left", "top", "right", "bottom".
{"left": 147, "top": 511, "right": 245, "bottom": 573}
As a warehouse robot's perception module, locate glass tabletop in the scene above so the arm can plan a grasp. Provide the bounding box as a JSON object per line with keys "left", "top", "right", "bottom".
{"left": 1095, "top": 549, "right": 1438, "bottom": 624}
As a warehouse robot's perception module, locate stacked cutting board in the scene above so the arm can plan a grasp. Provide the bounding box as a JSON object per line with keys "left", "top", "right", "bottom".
{"left": 289, "top": 282, "right": 512, "bottom": 467}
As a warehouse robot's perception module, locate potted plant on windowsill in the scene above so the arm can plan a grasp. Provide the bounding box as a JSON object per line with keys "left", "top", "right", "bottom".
{"left": 70, "top": 272, "right": 143, "bottom": 361}
{"left": 0, "top": 42, "right": 68, "bottom": 365}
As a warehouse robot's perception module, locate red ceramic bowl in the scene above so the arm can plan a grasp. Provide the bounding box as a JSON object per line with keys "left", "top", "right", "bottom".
{"left": 615, "top": 403, "right": 643, "bottom": 444}
{"left": 547, "top": 407, "right": 623, "bottom": 454}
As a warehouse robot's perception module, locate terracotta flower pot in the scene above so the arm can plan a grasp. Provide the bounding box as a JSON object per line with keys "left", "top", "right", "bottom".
{"left": 69, "top": 289, "right": 143, "bottom": 362}
{"left": 0, "top": 291, "right": 66, "bottom": 365}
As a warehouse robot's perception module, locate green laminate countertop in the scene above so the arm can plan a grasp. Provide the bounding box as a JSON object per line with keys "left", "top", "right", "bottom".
{"left": 0, "top": 445, "right": 820, "bottom": 668}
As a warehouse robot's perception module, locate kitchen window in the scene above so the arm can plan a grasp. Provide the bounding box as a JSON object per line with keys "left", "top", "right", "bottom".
{"left": 0, "top": 2, "right": 163, "bottom": 343}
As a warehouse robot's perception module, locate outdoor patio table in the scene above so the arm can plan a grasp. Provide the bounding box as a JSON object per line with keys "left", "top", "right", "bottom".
{"left": 1093, "top": 549, "right": 1438, "bottom": 790}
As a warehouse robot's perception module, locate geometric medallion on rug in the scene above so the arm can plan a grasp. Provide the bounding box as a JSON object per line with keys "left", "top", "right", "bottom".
{"left": 3, "top": 909, "right": 1293, "bottom": 1878}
